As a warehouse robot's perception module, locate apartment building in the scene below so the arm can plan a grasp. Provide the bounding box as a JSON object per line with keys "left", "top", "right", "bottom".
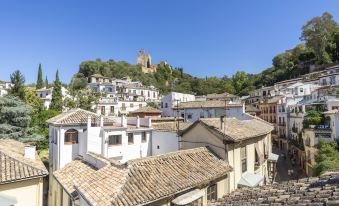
{"left": 160, "top": 92, "right": 195, "bottom": 117}
{"left": 180, "top": 117, "right": 277, "bottom": 192}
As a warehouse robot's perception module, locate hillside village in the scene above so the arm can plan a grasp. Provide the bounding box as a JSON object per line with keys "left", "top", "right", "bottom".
{"left": 2, "top": 11, "right": 339, "bottom": 206}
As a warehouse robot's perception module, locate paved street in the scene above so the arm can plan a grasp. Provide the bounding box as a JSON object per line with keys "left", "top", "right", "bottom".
{"left": 273, "top": 147, "right": 306, "bottom": 182}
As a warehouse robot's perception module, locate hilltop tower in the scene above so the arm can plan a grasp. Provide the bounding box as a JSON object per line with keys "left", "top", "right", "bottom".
{"left": 137, "top": 49, "right": 157, "bottom": 73}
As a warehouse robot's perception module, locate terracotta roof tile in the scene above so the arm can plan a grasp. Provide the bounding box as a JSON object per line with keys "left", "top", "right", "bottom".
{"left": 73, "top": 147, "right": 232, "bottom": 206}
{"left": 152, "top": 122, "right": 191, "bottom": 132}
{"left": 175, "top": 101, "right": 243, "bottom": 109}
{"left": 0, "top": 139, "right": 48, "bottom": 184}
{"left": 211, "top": 172, "right": 339, "bottom": 206}
{"left": 131, "top": 107, "right": 161, "bottom": 114}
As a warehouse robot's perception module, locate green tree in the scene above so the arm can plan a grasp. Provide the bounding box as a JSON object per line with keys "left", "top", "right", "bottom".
{"left": 24, "top": 89, "right": 43, "bottom": 112}
{"left": 301, "top": 12, "right": 338, "bottom": 64}
{"left": 36, "top": 64, "right": 44, "bottom": 89}
{"left": 0, "top": 96, "right": 42, "bottom": 142}
{"left": 45, "top": 75, "right": 49, "bottom": 88}
{"left": 50, "top": 70, "right": 63, "bottom": 111}
{"left": 9, "top": 70, "right": 25, "bottom": 99}
{"left": 303, "top": 110, "right": 324, "bottom": 128}
{"left": 31, "top": 109, "right": 60, "bottom": 150}
{"left": 315, "top": 141, "right": 339, "bottom": 175}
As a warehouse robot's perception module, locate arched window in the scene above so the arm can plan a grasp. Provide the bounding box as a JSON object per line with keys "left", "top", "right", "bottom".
{"left": 64, "top": 129, "right": 78, "bottom": 145}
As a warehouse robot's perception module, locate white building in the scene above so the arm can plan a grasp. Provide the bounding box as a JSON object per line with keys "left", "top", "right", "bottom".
{"left": 36, "top": 87, "right": 70, "bottom": 109}
{"left": 174, "top": 100, "right": 247, "bottom": 122}
{"left": 160, "top": 92, "right": 195, "bottom": 117}
{"left": 0, "top": 81, "right": 13, "bottom": 97}
{"left": 95, "top": 97, "right": 147, "bottom": 116}
{"left": 324, "top": 109, "right": 339, "bottom": 140}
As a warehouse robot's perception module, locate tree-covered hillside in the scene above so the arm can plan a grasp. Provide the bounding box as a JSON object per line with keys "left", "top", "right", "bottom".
{"left": 71, "top": 12, "right": 339, "bottom": 96}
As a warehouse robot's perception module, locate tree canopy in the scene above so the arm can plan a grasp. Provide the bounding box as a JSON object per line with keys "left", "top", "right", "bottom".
{"left": 36, "top": 64, "right": 44, "bottom": 89}
{"left": 0, "top": 96, "right": 43, "bottom": 142}
{"left": 9, "top": 70, "right": 25, "bottom": 99}
{"left": 50, "top": 70, "right": 63, "bottom": 111}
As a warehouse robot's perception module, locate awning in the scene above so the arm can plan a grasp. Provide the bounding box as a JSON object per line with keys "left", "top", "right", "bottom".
{"left": 171, "top": 189, "right": 204, "bottom": 205}
{"left": 267, "top": 153, "right": 279, "bottom": 162}
{"left": 0, "top": 193, "right": 17, "bottom": 205}
{"left": 238, "top": 172, "right": 264, "bottom": 187}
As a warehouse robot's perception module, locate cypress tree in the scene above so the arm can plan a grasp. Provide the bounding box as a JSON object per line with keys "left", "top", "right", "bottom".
{"left": 50, "top": 70, "right": 63, "bottom": 111}
{"left": 45, "top": 76, "right": 49, "bottom": 88}
{"left": 36, "top": 64, "right": 44, "bottom": 89}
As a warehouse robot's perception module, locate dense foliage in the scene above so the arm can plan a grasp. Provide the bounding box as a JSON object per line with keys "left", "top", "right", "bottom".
{"left": 315, "top": 141, "right": 339, "bottom": 175}
{"left": 71, "top": 12, "right": 339, "bottom": 96}
{"left": 50, "top": 70, "right": 63, "bottom": 111}
{"left": 0, "top": 96, "right": 43, "bottom": 142}
{"left": 303, "top": 110, "right": 325, "bottom": 128}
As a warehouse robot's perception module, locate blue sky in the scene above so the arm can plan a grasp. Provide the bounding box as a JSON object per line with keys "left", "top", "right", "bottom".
{"left": 0, "top": 1, "right": 339, "bottom": 84}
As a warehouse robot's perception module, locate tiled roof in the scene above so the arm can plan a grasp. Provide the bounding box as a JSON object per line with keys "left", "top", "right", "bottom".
{"left": 131, "top": 107, "right": 161, "bottom": 114}
{"left": 245, "top": 105, "right": 261, "bottom": 113}
{"left": 54, "top": 159, "right": 98, "bottom": 197}
{"left": 0, "top": 139, "right": 48, "bottom": 184}
{"left": 266, "top": 96, "right": 283, "bottom": 104}
{"left": 47, "top": 108, "right": 113, "bottom": 125}
{"left": 210, "top": 172, "right": 339, "bottom": 206}
{"left": 175, "top": 100, "right": 243, "bottom": 109}
{"left": 182, "top": 118, "right": 273, "bottom": 142}
{"left": 73, "top": 147, "right": 232, "bottom": 206}
{"left": 36, "top": 87, "right": 52, "bottom": 92}
{"left": 152, "top": 121, "right": 191, "bottom": 132}
{"left": 206, "top": 92, "right": 238, "bottom": 99}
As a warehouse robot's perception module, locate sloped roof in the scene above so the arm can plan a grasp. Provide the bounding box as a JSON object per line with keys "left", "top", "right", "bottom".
{"left": 182, "top": 118, "right": 273, "bottom": 142}
{"left": 175, "top": 100, "right": 242, "bottom": 109}
{"left": 152, "top": 121, "right": 191, "bottom": 132}
{"left": 245, "top": 105, "right": 261, "bottom": 113}
{"left": 54, "top": 159, "right": 98, "bottom": 197}
{"left": 71, "top": 147, "right": 232, "bottom": 206}
{"left": 0, "top": 139, "right": 48, "bottom": 184}
{"left": 47, "top": 108, "right": 103, "bottom": 125}
{"left": 206, "top": 92, "right": 238, "bottom": 99}
{"left": 131, "top": 107, "right": 161, "bottom": 114}
{"left": 211, "top": 171, "right": 339, "bottom": 206}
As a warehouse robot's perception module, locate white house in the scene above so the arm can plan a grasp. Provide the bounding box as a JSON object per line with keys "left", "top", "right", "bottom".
{"left": 174, "top": 100, "right": 247, "bottom": 122}
{"left": 94, "top": 97, "right": 147, "bottom": 116}
{"left": 36, "top": 87, "right": 70, "bottom": 109}
{"left": 324, "top": 109, "right": 339, "bottom": 140}
{"left": 0, "top": 81, "right": 13, "bottom": 97}
{"left": 160, "top": 92, "right": 195, "bottom": 117}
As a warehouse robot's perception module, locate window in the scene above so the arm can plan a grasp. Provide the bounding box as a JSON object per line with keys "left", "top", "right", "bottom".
{"left": 165, "top": 103, "right": 168, "bottom": 108}
{"left": 207, "top": 184, "right": 217, "bottom": 201}
{"left": 64, "top": 129, "right": 78, "bottom": 145}
{"left": 108, "top": 135, "right": 122, "bottom": 145}
{"left": 128, "top": 133, "right": 134, "bottom": 144}
{"left": 161, "top": 102, "right": 163, "bottom": 108}
{"left": 142, "top": 132, "right": 147, "bottom": 142}
{"left": 101, "top": 106, "right": 105, "bottom": 115}
{"left": 110, "top": 106, "right": 115, "bottom": 114}
{"left": 139, "top": 104, "right": 142, "bottom": 108}
{"left": 130, "top": 103, "right": 134, "bottom": 108}
{"left": 241, "top": 146, "right": 247, "bottom": 173}
{"left": 187, "top": 114, "right": 192, "bottom": 119}
{"left": 148, "top": 91, "right": 150, "bottom": 97}
{"left": 121, "top": 103, "right": 126, "bottom": 111}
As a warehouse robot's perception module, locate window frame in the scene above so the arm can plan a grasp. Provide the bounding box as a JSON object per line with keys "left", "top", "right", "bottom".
{"left": 142, "top": 131, "right": 147, "bottom": 143}
{"left": 241, "top": 146, "right": 247, "bottom": 173}
{"left": 207, "top": 184, "right": 217, "bottom": 201}
{"left": 64, "top": 129, "right": 79, "bottom": 145}
{"left": 108, "top": 135, "right": 122, "bottom": 146}
{"left": 128, "top": 133, "right": 134, "bottom": 144}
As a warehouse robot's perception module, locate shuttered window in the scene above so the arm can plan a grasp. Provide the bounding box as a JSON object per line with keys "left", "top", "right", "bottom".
{"left": 241, "top": 146, "right": 247, "bottom": 173}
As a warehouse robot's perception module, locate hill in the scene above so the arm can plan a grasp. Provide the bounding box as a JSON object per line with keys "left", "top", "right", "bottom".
{"left": 70, "top": 12, "right": 339, "bottom": 96}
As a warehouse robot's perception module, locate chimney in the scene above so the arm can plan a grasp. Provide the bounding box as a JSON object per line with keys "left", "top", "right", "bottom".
{"left": 136, "top": 116, "right": 140, "bottom": 128}
{"left": 121, "top": 114, "right": 127, "bottom": 127}
{"left": 24, "top": 145, "right": 36, "bottom": 160}
{"left": 148, "top": 117, "right": 152, "bottom": 127}
{"left": 100, "top": 116, "right": 104, "bottom": 127}
{"left": 220, "top": 116, "right": 225, "bottom": 131}
{"left": 87, "top": 115, "right": 91, "bottom": 128}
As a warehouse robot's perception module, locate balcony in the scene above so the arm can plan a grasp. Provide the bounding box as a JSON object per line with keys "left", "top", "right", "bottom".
{"left": 278, "top": 122, "right": 286, "bottom": 126}
{"left": 289, "top": 138, "right": 305, "bottom": 151}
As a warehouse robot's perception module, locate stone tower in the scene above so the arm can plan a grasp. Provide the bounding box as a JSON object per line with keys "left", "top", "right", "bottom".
{"left": 137, "top": 49, "right": 157, "bottom": 73}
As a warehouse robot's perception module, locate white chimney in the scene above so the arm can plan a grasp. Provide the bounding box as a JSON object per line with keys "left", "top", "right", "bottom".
{"left": 100, "top": 116, "right": 104, "bottom": 127}
{"left": 24, "top": 145, "right": 36, "bottom": 160}
{"left": 136, "top": 116, "right": 140, "bottom": 128}
{"left": 87, "top": 115, "right": 91, "bottom": 128}
{"left": 121, "top": 114, "right": 127, "bottom": 127}
{"left": 148, "top": 117, "right": 152, "bottom": 127}
{"left": 220, "top": 116, "right": 225, "bottom": 131}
